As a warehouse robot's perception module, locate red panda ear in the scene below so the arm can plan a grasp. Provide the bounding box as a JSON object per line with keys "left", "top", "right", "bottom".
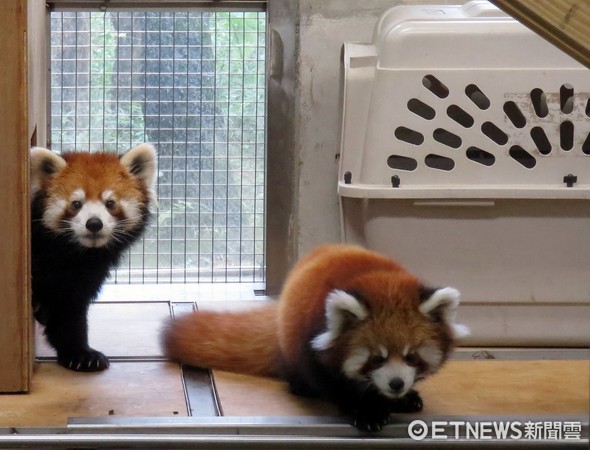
{"left": 30, "top": 147, "right": 67, "bottom": 196}
{"left": 419, "top": 287, "right": 470, "bottom": 338}
{"left": 120, "top": 143, "right": 157, "bottom": 188}
{"left": 311, "top": 289, "right": 368, "bottom": 351}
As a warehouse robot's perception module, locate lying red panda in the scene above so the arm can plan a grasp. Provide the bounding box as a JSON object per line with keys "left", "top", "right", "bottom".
{"left": 162, "top": 244, "right": 469, "bottom": 430}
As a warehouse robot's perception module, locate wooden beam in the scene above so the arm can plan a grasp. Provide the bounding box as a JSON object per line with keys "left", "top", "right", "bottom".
{"left": 490, "top": 0, "right": 590, "bottom": 69}
{"left": 0, "top": 0, "right": 31, "bottom": 393}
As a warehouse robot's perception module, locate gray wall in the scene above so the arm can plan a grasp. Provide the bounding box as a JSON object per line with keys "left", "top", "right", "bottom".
{"left": 267, "top": 0, "right": 464, "bottom": 279}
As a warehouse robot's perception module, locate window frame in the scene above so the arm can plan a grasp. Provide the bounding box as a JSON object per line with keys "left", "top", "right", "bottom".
{"left": 46, "top": 0, "right": 294, "bottom": 289}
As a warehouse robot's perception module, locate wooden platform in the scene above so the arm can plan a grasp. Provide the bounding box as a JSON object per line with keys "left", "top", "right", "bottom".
{"left": 214, "top": 359, "right": 590, "bottom": 417}
{"left": 3, "top": 359, "right": 586, "bottom": 428}
{"left": 1, "top": 294, "right": 587, "bottom": 430}
{"left": 0, "top": 362, "right": 187, "bottom": 428}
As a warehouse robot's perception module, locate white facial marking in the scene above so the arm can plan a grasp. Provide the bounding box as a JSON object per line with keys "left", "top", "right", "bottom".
{"left": 41, "top": 185, "right": 144, "bottom": 248}
{"left": 311, "top": 290, "right": 368, "bottom": 351}
{"left": 44, "top": 190, "right": 86, "bottom": 230}
{"left": 72, "top": 189, "right": 86, "bottom": 201}
{"left": 119, "top": 198, "right": 141, "bottom": 229}
{"left": 379, "top": 345, "right": 388, "bottom": 359}
{"left": 342, "top": 347, "right": 370, "bottom": 380}
{"left": 100, "top": 190, "right": 142, "bottom": 230}
{"left": 102, "top": 190, "right": 114, "bottom": 201}
{"left": 372, "top": 359, "right": 416, "bottom": 399}
{"left": 43, "top": 198, "right": 68, "bottom": 230}
{"left": 70, "top": 200, "right": 117, "bottom": 248}
{"left": 417, "top": 345, "right": 443, "bottom": 374}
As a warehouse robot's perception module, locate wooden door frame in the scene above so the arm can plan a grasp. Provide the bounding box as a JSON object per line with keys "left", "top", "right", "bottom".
{"left": 0, "top": 0, "right": 46, "bottom": 393}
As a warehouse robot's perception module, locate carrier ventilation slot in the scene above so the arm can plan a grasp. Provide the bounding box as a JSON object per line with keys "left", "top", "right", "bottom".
{"left": 465, "top": 84, "right": 490, "bottom": 110}
{"left": 530, "top": 127, "right": 552, "bottom": 155}
{"left": 388, "top": 155, "right": 417, "bottom": 171}
{"left": 395, "top": 126, "right": 423, "bottom": 145}
{"left": 466, "top": 147, "right": 495, "bottom": 166}
{"left": 388, "top": 77, "right": 590, "bottom": 177}
{"left": 510, "top": 145, "right": 536, "bottom": 169}
{"left": 530, "top": 88, "right": 549, "bottom": 118}
{"left": 503, "top": 101, "right": 526, "bottom": 128}
{"left": 422, "top": 75, "right": 449, "bottom": 98}
{"left": 560, "top": 84, "right": 574, "bottom": 114}
{"left": 407, "top": 98, "right": 435, "bottom": 120}
{"left": 447, "top": 105, "right": 474, "bottom": 128}
{"left": 425, "top": 154, "right": 454, "bottom": 171}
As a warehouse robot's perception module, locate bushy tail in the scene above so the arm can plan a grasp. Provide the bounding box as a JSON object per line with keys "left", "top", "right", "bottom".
{"left": 161, "top": 303, "right": 280, "bottom": 377}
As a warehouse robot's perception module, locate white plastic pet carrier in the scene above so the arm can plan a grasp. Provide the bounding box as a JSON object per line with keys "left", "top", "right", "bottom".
{"left": 339, "top": 1, "right": 590, "bottom": 346}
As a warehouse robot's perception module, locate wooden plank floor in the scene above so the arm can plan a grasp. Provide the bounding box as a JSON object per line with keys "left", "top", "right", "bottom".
{"left": 1, "top": 301, "right": 187, "bottom": 428}
{"left": 36, "top": 302, "right": 172, "bottom": 358}
{"left": 0, "top": 362, "right": 187, "bottom": 428}
{"left": 1, "top": 292, "right": 587, "bottom": 430}
{"left": 214, "top": 360, "right": 590, "bottom": 417}
{"left": 4, "top": 358, "right": 586, "bottom": 428}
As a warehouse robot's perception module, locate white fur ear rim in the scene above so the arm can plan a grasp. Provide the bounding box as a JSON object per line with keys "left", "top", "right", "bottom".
{"left": 420, "top": 287, "right": 470, "bottom": 339}
{"left": 420, "top": 287, "right": 460, "bottom": 317}
{"left": 30, "top": 147, "right": 67, "bottom": 196}
{"left": 311, "top": 289, "right": 368, "bottom": 351}
{"left": 30, "top": 147, "right": 67, "bottom": 171}
{"left": 452, "top": 323, "right": 471, "bottom": 339}
{"left": 120, "top": 143, "right": 157, "bottom": 184}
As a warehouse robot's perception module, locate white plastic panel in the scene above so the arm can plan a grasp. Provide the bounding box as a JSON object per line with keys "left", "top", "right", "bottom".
{"left": 339, "top": 2, "right": 590, "bottom": 345}
{"left": 341, "top": 197, "right": 590, "bottom": 304}
{"left": 339, "top": 1, "right": 590, "bottom": 199}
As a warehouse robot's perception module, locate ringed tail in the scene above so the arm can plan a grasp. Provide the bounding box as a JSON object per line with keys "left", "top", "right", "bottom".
{"left": 162, "top": 303, "right": 280, "bottom": 377}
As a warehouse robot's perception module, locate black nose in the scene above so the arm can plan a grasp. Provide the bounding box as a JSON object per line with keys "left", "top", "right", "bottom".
{"left": 389, "top": 377, "right": 405, "bottom": 392}
{"left": 86, "top": 217, "right": 103, "bottom": 233}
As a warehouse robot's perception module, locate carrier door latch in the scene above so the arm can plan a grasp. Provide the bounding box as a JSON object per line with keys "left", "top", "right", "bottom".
{"left": 563, "top": 174, "right": 577, "bottom": 187}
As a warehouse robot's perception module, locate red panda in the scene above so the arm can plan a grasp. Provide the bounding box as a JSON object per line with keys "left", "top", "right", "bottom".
{"left": 31, "top": 144, "right": 157, "bottom": 372}
{"left": 162, "top": 244, "right": 469, "bottom": 431}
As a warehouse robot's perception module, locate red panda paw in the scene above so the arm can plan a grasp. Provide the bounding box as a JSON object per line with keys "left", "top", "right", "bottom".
{"left": 351, "top": 390, "right": 423, "bottom": 431}
{"left": 351, "top": 397, "right": 393, "bottom": 432}
{"left": 390, "top": 389, "right": 424, "bottom": 413}
{"left": 352, "top": 410, "right": 391, "bottom": 432}
{"left": 57, "top": 349, "right": 110, "bottom": 372}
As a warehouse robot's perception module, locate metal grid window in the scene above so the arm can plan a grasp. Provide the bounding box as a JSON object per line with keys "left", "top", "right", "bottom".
{"left": 50, "top": 10, "right": 266, "bottom": 283}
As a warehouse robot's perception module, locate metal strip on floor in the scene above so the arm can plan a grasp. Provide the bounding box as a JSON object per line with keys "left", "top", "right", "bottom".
{"left": 0, "top": 415, "right": 587, "bottom": 449}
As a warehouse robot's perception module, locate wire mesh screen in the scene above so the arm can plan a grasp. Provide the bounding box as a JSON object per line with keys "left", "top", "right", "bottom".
{"left": 50, "top": 11, "right": 266, "bottom": 283}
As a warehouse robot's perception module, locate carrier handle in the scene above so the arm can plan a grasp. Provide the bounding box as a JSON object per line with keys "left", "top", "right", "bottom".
{"left": 412, "top": 200, "right": 496, "bottom": 207}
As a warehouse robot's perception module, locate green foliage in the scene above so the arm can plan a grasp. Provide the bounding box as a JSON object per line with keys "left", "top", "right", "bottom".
{"left": 51, "top": 11, "right": 266, "bottom": 282}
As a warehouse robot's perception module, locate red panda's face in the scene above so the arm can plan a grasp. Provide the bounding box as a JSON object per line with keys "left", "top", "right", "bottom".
{"left": 31, "top": 145, "right": 157, "bottom": 249}
{"left": 341, "top": 312, "right": 449, "bottom": 400}
{"left": 311, "top": 278, "right": 469, "bottom": 400}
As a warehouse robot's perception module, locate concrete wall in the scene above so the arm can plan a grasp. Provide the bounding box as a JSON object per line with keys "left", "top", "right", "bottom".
{"left": 293, "top": 0, "right": 464, "bottom": 258}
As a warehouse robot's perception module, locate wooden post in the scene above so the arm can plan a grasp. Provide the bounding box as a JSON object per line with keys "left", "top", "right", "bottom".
{"left": 490, "top": 0, "right": 590, "bottom": 69}
{"left": 0, "top": 0, "right": 40, "bottom": 393}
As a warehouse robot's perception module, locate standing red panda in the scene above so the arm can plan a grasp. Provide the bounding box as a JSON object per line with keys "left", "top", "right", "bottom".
{"left": 162, "top": 244, "right": 469, "bottom": 430}
{"left": 31, "top": 144, "right": 157, "bottom": 372}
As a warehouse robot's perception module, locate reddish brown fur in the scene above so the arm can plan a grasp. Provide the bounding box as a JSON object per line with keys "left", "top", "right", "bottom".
{"left": 162, "top": 244, "right": 445, "bottom": 378}
{"left": 339, "top": 271, "right": 452, "bottom": 366}
{"left": 31, "top": 145, "right": 156, "bottom": 373}
{"left": 276, "top": 245, "right": 412, "bottom": 365}
{"left": 163, "top": 305, "right": 280, "bottom": 377}
{"left": 49, "top": 152, "right": 149, "bottom": 205}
